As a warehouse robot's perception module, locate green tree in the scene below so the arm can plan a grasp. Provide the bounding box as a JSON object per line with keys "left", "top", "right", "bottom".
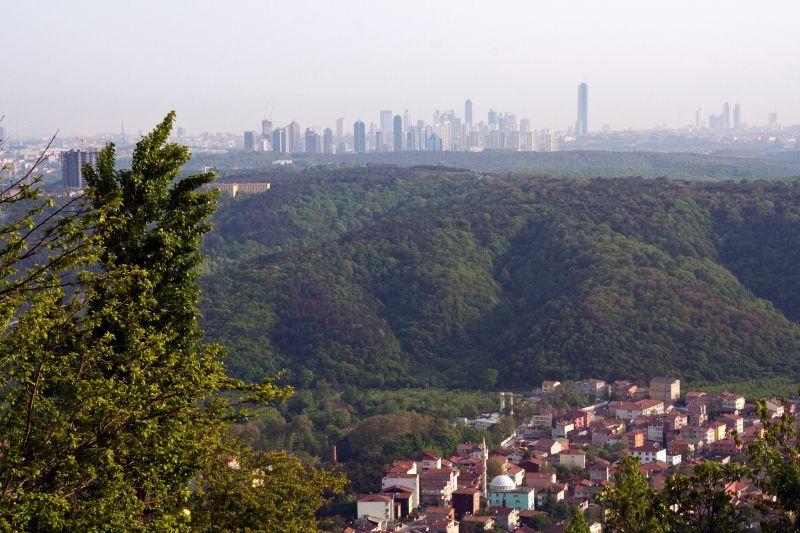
{"left": 746, "top": 398, "right": 800, "bottom": 531}
{"left": 659, "top": 461, "right": 748, "bottom": 532}
{"left": 596, "top": 456, "right": 666, "bottom": 533}
{"left": 564, "top": 511, "right": 591, "bottom": 533}
{"left": 190, "top": 441, "right": 345, "bottom": 532}
{"left": 0, "top": 114, "right": 340, "bottom": 529}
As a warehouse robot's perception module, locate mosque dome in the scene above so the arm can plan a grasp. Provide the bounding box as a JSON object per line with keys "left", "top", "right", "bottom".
{"left": 489, "top": 474, "right": 515, "bottom": 491}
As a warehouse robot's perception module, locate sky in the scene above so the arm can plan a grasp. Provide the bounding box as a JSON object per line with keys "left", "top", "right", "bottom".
{"left": 4, "top": 0, "right": 800, "bottom": 137}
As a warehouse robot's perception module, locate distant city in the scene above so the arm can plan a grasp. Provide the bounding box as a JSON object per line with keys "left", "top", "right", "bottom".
{"left": 0, "top": 82, "right": 798, "bottom": 190}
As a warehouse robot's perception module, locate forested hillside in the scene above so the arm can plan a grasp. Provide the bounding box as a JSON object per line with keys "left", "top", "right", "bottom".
{"left": 186, "top": 149, "right": 800, "bottom": 181}
{"left": 200, "top": 166, "right": 800, "bottom": 388}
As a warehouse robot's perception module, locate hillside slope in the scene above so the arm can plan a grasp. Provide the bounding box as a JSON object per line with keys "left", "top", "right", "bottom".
{"left": 201, "top": 168, "right": 800, "bottom": 388}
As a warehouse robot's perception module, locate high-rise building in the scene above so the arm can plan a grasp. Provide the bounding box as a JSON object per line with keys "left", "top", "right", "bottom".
{"left": 287, "top": 121, "right": 302, "bottom": 153}
{"left": 375, "top": 131, "right": 384, "bottom": 152}
{"left": 261, "top": 119, "right": 273, "bottom": 139}
{"left": 272, "top": 128, "right": 287, "bottom": 153}
{"left": 403, "top": 110, "right": 411, "bottom": 133}
{"left": 335, "top": 117, "right": 344, "bottom": 140}
{"left": 335, "top": 117, "right": 345, "bottom": 153}
{"left": 576, "top": 83, "right": 589, "bottom": 137}
{"left": 769, "top": 112, "right": 780, "bottom": 132}
{"left": 488, "top": 109, "right": 498, "bottom": 126}
{"left": 379, "top": 110, "right": 393, "bottom": 148}
{"left": 393, "top": 115, "right": 403, "bottom": 152}
{"left": 61, "top": 149, "right": 99, "bottom": 189}
{"left": 465, "top": 99, "right": 473, "bottom": 127}
{"left": 733, "top": 103, "right": 741, "bottom": 129}
{"left": 243, "top": 131, "right": 257, "bottom": 151}
{"left": 353, "top": 120, "right": 366, "bottom": 153}
{"left": 722, "top": 103, "right": 731, "bottom": 130}
{"left": 695, "top": 107, "right": 705, "bottom": 129}
{"left": 176, "top": 126, "right": 186, "bottom": 144}
{"left": 323, "top": 128, "right": 334, "bottom": 154}
{"left": 304, "top": 128, "right": 320, "bottom": 154}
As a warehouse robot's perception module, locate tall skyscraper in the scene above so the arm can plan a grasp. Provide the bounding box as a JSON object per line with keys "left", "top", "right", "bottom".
{"left": 465, "top": 99, "right": 473, "bottom": 127}
{"left": 335, "top": 118, "right": 344, "bottom": 138}
{"left": 403, "top": 110, "right": 411, "bottom": 133}
{"left": 261, "top": 119, "right": 273, "bottom": 139}
{"left": 272, "top": 128, "right": 286, "bottom": 153}
{"left": 769, "top": 112, "right": 779, "bottom": 132}
{"left": 576, "top": 83, "right": 589, "bottom": 137}
{"left": 722, "top": 103, "right": 731, "bottom": 130}
{"left": 287, "top": 121, "right": 302, "bottom": 153}
{"left": 335, "top": 117, "right": 345, "bottom": 153}
{"left": 488, "top": 109, "right": 497, "bottom": 126}
{"left": 61, "top": 149, "right": 99, "bottom": 189}
{"left": 353, "top": 120, "right": 366, "bottom": 153}
{"left": 375, "top": 131, "right": 384, "bottom": 152}
{"left": 393, "top": 115, "right": 403, "bottom": 152}
{"left": 379, "top": 110, "right": 393, "bottom": 147}
{"left": 243, "top": 131, "right": 257, "bottom": 151}
{"left": 304, "top": 128, "right": 320, "bottom": 154}
{"left": 695, "top": 107, "right": 705, "bottom": 129}
{"left": 733, "top": 103, "right": 742, "bottom": 129}
{"left": 323, "top": 128, "right": 334, "bottom": 154}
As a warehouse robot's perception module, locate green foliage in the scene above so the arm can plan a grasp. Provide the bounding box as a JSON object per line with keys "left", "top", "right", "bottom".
{"left": 596, "top": 456, "right": 665, "bottom": 532}
{"left": 564, "top": 511, "right": 591, "bottom": 533}
{"left": 202, "top": 170, "right": 800, "bottom": 388}
{"left": 190, "top": 441, "right": 345, "bottom": 532}
{"left": 0, "top": 114, "right": 338, "bottom": 530}
{"left": 746, "top": 398, "right": 800, "bottom": 531}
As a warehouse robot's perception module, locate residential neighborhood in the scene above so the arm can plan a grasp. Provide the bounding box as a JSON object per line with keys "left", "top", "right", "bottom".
{"left": 346, "top": 377, "right": 794, "bottom": 532}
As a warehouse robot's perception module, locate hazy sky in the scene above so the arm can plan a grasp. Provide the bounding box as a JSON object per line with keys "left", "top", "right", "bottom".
{"left": 5, "top": 0, "right": 800, "bottom": 137}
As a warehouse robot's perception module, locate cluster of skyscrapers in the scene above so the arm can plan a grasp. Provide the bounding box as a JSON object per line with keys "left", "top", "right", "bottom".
{"left": 241, "top": 84, "right": 592, "bottom": 155}
{"left": 695, "top": 102, "right": 744, "bottom": 131}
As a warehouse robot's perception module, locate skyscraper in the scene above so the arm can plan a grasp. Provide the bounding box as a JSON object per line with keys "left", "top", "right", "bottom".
{"left": 61, "top": 149, "right": 99, "bottom": 189}
{"left": 695, "top": 107, "right": 705, "bottom": 129}
{"left": 465, "top": 99, "right": 473, "bottom": 127}
{"left": 335, "top": 117, "right": 345, "bottom": 153}
{"left": 304, "top": 128, "right": 320, "bottom": 154}
{"left": 576, "top": 83, "right": 589, "bottom": 137}
{"left": 488, "top": 109, "right": 497, "bottom": 126}
{"left": 335, "top": 117, "right": 344, "bottom": 139}
{"left": 272, "top": 128, "right": 286, "bottom": 153}
{"left": 287, "top": 121, "right": 302, "bottom": 153}
{"left": 393, "top": 115, "right": 403, "bottom": 152}
{"left": 261, "top": 119, "right": 273, "bottom": 139}
{"left": 243, "top": 131, "right": 257, "bottom": 151}
{"left": 733, "top": 104, "right": 742, "bottom": 129}
{"left": 403, "top": 110, "right": 411, "bottom": 133}
{"left": 722, "top": 103, "right": 731, "bottom": 130}
{"left": 379, "top": 110, "right": 393, "bottom": 148}
{"left": 353, "top": 120, "right": 366, "bottom": 153}
{"left": 769, "top": 112, "right": 779, "bottom": 132}
{"left": 323, "top": 128, "right": 334, "bottom": 154}
{"left": 375, "top": 131, "right": 384, "bottom": 152}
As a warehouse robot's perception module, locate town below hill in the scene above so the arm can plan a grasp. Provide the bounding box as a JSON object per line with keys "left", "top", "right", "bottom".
{"left": 347, "top": 377, "right": 795, "bottom": 532}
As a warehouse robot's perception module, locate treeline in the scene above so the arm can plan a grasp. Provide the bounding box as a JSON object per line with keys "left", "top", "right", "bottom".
{"left": 201, "top": 168, "right": 800, "bottom": 389}
{"left": 190, "top": 149, "right": 800, "bottom": 181}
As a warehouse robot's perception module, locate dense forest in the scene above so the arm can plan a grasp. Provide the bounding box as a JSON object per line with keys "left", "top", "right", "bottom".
{"left": 200, "top": 166, "right": 800, "bottom": 390}
{"left": 186, "top": 149, "right": 800, "bottom": 181}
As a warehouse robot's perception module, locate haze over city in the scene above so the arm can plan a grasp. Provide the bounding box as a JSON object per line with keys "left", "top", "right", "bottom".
{"left": 4, "top": 0, "right": 800, "bottom": 137}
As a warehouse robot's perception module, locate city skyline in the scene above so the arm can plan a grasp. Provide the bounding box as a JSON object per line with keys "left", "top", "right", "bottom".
{"left": 3, "top": 1, "right": 800, "bottom": 137}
